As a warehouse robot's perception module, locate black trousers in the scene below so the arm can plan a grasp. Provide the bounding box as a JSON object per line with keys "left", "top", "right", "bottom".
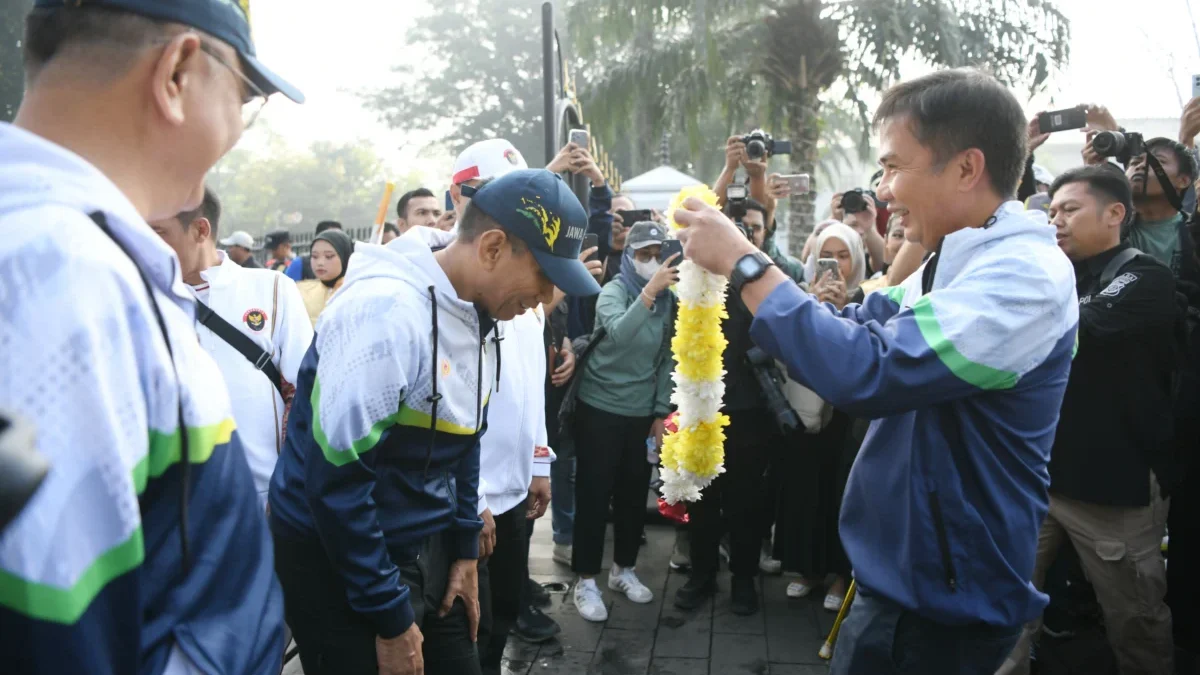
{"left": 689, "top": 407, "right": 779, "bottom": 579}
{"left": 572, "top": 401, "right": 654, "bottom": 576}
{"left": 477, "top": 503, "right": 528, "bottom": 673}
{"left": 274, "top": 528, "right": 481, "bottom": 675}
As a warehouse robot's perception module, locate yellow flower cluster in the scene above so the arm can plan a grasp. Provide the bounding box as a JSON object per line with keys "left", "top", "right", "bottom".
{"left": 671, "top": 302, "right": 728, "bottom": 382}
{"left": 666, "top": 184, "right": 721, "bottom": 229}
{"left": 660, "top": 415, "right": 731, "bottom": 479}
{"left": 660, "top": 183, "right": 728, "bottom": 503}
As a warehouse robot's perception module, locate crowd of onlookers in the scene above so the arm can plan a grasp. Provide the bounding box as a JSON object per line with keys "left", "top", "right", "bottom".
{"left": 168, "top": 93, "right": 1200, "bottom": 675}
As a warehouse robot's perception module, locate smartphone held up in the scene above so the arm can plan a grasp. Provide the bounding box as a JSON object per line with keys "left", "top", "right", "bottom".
{"left": 815, "top": 258, "right": 841, "bottom": 282}
{"left": 660, "top": 239, "right": 684, "bottom": 267}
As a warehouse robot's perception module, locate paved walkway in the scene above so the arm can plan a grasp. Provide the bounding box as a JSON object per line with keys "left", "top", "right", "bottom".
{"left": 505, "top": 521, "right": 833, "bottom": 675}
{"left": 282, "top": 521, "right": 836, "bottom": 675}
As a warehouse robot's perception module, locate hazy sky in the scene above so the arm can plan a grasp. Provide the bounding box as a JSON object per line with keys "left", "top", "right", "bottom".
{"left": 240, "top": 0, "right": 1200, "bottom": 184}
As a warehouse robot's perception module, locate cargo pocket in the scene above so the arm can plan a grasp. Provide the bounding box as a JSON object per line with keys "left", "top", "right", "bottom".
{"left": 1091, "top": 539, "right": 1164, "bottom": 615}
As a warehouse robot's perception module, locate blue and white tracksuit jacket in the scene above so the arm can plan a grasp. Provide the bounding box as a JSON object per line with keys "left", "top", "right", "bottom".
{"left": 269, "top": 227, "right": 491, "bottom": 639}
{"left": 751, "top": 201, "right": 1078, "bottom": 627}
{"left": 0, "top": 123, "right": 283, "bottom": 675}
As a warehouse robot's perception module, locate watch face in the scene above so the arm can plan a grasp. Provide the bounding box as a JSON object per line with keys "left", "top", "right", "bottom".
{"left": 736, "top": 253, "right": 766, "bottom": 278}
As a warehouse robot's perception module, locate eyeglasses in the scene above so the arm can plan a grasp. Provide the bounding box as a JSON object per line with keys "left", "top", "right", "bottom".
{"left": 198, "top": 42, "right": 269, "bottom": 129}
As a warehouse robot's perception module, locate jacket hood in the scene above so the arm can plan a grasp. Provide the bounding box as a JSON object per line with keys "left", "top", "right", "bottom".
{"left": 0, "top": 123, "right": 189, "bottom": 302}
{"left": 342, "top": 226, "right": 477, "bottom": 322}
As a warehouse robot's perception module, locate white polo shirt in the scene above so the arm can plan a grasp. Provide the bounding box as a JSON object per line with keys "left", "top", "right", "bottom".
{"left": 190, "top": 252, "right": 314, "bottom": 505}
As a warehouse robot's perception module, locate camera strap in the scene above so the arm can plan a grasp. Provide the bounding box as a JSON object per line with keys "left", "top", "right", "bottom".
{"left": 1144, "top": 153, "right": 1185, "bottom": 213}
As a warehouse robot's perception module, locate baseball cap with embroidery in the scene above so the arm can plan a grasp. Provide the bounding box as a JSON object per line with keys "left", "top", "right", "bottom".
{"left": 33, "top": 0, "right": 304, "bottom": 104}
{"left": 452, "top": 139, "right": 529, "bottom": 185}
{"left": 468, "top": 169, "right": 601, "bottom": 297}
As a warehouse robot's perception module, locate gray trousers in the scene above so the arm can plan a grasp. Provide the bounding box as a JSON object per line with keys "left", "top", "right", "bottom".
{"left": 996, "top": 476, "right": 1173, "bottom": 675}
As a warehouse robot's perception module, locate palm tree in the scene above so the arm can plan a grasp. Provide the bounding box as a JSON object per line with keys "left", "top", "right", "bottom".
{"left": 568, "top": 0, "right": 1070, "bottom": 255}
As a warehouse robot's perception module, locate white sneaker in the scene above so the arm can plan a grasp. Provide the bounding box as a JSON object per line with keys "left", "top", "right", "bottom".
{"left": 553, "top": 544, "right": 572, "bottom": 566}
{"left": 574, "top": 579, "right": 608, "bottom": 622}
{"left": 824, "top": 593, "right": 845, "bottom": 612}
{"left": 786, "top": 581, "right": 813, "bottom": 598}
{"left": 759, "top": 550, "right": 782, "bottom": 575}
{"left": 607, "top": 565, "right": 654, "bottom": 604}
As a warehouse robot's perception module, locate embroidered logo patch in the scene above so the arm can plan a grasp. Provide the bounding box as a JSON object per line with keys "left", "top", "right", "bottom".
{"left": 504, "top": 148, "right": 520, "bottom": 165}
{"left": 440, "top": 358, "right": 452, "bottom": 379}
{"left": 516, "top": 196, "right": 562, "bottom": 249}
{"left": 1099, "top": 272, "right": 1138, "bottom": 298}
{"left": 243, "top": 308, "right": 267, "bottom": 331}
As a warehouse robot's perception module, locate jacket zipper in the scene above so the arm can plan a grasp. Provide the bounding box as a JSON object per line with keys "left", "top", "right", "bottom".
{"left": 928, "top": 490, "right": 958, "bottom": 593}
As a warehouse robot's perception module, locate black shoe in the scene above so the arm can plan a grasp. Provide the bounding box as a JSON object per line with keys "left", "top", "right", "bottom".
{"left": 526, "top": 577, "right": 551, "bottom": 608}
{"left": 512, "top": 604, "right": 560, "bottom": 643}
{"left": 674, "top": 574, "right": 716, "bottom": 610}
{"left": 729, "top": 576, "right": 759, "bottom": 616}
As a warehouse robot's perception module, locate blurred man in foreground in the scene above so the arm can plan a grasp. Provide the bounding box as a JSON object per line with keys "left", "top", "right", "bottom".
{"left": 676, "top": 68, "right": 1077, "bottom": 675}
{"left": 0, "top": 0, "right": 303, "bottom": 672}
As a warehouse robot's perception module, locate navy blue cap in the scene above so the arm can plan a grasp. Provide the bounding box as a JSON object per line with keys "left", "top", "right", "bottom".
{"left": 470, "top": 169, "right": 601, "bottom": 297}
{"left": 35, "top": 0, "right": 303, "bottom": 103}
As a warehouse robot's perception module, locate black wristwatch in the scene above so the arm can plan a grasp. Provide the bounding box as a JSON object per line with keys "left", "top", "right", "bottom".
{"left": 729, "top": 251, "right": 775, "bottom": 295}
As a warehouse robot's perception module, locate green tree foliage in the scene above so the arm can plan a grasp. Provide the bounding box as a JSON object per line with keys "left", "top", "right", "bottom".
{"left": 206, "top": 133, "right": 415, "bottom": 237}
{"left": 362, "top": 0, "right": 552, "bottom": 164}
{"left": 1, "top": 0, "right": 32, "bottom": 122}
{"left": 569, "top": 0, "right": 1071, "bottom": 253}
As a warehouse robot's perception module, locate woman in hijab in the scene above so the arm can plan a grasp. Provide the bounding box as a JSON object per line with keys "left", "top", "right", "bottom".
{"left": 804, "top": 221, "right": 867, "bottom": 308}
{"left": 568, "top": 221, "right": 679, "bottom": 624}
{"left": 775, "top": 220, "right": 868, "bottom": 611}
{"left": 297, "top": 229, "right": 353, "bottom": 326}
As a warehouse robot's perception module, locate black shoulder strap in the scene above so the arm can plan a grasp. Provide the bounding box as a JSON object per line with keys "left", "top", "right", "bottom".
{"left": 194, "top": 300, "right": 284, "bottom": 396}
{"left": 1100, "top": 247, "right": 1143, "bottom": 288}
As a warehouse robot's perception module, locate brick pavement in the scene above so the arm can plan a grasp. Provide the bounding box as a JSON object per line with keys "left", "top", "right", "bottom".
{"left": 282, "top": 521, "right": 836, "bottom": 675}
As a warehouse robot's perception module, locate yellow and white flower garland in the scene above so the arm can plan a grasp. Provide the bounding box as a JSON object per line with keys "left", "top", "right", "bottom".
{"left": 659, "top": 185, "right": 731, "bottom": 504}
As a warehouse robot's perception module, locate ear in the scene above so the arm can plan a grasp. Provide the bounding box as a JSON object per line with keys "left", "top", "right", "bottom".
{"left": 450, "top": 183, "right": 465, "bottom": 212}
{"left": 476, "top": 229, "right": 508, "bottom": 270}
{"left": 192, "top": 218, "right": 212, "bottom": 242}
{"left": 150, "top": 33, "right": 203, "bottom": 127}
{"left": 954, "top": 148, "right": 989, "bottom": 193}
{"left": 1106, "top": 202, "right": 1128, "bottom": 229}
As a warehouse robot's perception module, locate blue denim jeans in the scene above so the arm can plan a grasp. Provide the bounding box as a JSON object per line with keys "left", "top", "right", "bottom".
{"left": 550, "top": 456, "right": 575, "bottom": 545}
{"left": 830, "top": 588, "right": 1020, "bottom": 675}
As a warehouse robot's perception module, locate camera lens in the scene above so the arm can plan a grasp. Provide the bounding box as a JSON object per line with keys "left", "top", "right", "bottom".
{"left": 841, "top": 190, "right": 867, "bottom": 214}
{"left": 746, "top": 140, "right": 766, "bottom": 159}
{"left": 1092, "top": 131, "right": 1124, "bottom": 158}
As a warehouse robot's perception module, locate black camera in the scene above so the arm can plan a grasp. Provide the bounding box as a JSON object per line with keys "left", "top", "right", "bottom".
{"left": 746, "top": 347, "right": 802, "bottom": 436}
{"left": 726, "top": 184, "right": 752, "bottom": 240}
{"left": 1093, "top": 130, "right": 1145, "bottom": 166}
{"left": 840, "top": 188, "right": 872, "bottom": 215}
{"left": 741, "top": 129, "right": 792, "bottom": 160}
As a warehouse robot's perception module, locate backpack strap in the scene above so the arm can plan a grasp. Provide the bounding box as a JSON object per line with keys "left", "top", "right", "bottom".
{"left": 195, "top": 300, "right": 284, "bottom": 397}
{"left": 1100, "top": 247, "right": 1144, "bottom": 288}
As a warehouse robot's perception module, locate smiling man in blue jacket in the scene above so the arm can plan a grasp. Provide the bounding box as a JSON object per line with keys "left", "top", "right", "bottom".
{"left": 676, "top": 69, "right": 1078, "bottom": 675}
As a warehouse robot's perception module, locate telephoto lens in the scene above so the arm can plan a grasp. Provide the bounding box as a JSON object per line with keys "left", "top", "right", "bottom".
{"left": 746, "top": 348, "right": 802, "bottom": 435}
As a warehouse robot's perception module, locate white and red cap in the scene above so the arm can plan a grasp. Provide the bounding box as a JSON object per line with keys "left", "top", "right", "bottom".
{"left": 451, "top": 139, "right": 528, "bottom": 186}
